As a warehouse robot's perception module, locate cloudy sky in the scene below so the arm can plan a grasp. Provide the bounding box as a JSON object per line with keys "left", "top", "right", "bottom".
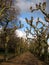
{"left": 14, "top": 0, "right": 49, "bottom": 31}
{"left": 14, "top": 0, "right": 49, "bottom": 42}
{"left": 0, "top": 0, "right": 49, "bottom": 42}
{"left": 15, "top": 29, "right": 34, "bottom": 39}
{"left": 15, "top": 0, "right": 49, "bottom": 13}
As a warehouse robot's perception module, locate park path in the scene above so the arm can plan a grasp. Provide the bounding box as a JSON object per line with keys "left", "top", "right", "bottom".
{"left": 0, "top": 51, "right": 47, "bottom": 65}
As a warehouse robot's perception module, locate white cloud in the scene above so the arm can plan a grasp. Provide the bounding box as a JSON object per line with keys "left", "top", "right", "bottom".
{"left": 31, "top": 0, "right": 46, "bottom": 4}
{"left": 15, "top": 29, "right": 27, "bottom": 39}
{"left": 15, "top": 29, "right": 37, "bottom": 39}
{"left": 30, "top": 0, "right": 49, "bottom": 13}
{"left": 15, "top": 0, "right": 36, "bottom": 12}
{"left": 15, "top": 0, "right": 49, "bottom": 13}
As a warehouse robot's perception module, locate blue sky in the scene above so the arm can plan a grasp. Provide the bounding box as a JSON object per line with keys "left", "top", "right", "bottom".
{"left": 0, "top": 0, "right": 49, "bottom": 43}
{"left": 18, "top": 10, "right": 47, "bottom": 31}
{"left": 15, "top": 0, "right": 49, "bottom": 42}
{"left": 14, "top": 0, "right": 49, "bottom": 31}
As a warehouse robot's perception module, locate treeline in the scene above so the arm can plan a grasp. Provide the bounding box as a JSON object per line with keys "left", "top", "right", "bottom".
{"left": 0, "top": 0, "right": 49, "bottom": 63}
{"left": 0, "top": 30, "right": 28, "bottom": 55}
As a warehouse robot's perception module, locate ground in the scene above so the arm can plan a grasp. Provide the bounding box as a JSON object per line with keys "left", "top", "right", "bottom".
{"left": 0, "top": 52, "right": 47, "bottom": 65}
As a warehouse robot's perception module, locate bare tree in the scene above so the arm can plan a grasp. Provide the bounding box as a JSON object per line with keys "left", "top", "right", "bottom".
{"left": 0, "top": 0, "right": 21, "bottom": 61}
{"left": 25, "top": 2, "right": 49, "bottom": 60}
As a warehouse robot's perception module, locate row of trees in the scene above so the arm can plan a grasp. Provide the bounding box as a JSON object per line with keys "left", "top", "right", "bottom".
{"left": 0, "top": 0, "right": 21, "bottom": 61}
{"left": 25, "top": 2, "right": 49, "bottom": 61}
{"left": 0, "top": 0, "right": 49, "bottom": 62}
{"left": 0, "top": 31, "right": 28, "bottom": 58}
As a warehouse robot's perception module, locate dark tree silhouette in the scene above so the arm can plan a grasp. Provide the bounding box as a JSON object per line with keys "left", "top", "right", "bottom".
{"left": 0, "top": 0, "right": 21, "bottom": 61}
{"left": 25, "top": 2, "right": 49, "bottom": 61}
